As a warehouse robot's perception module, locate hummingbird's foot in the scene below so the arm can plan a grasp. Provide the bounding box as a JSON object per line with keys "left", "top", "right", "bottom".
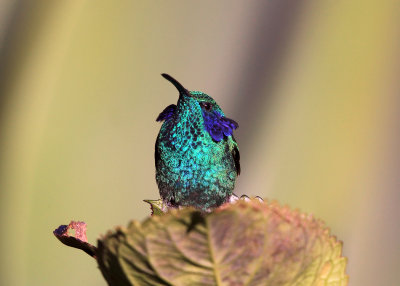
{"left": 164, "top": 197, "right": 183, "bottom": 209}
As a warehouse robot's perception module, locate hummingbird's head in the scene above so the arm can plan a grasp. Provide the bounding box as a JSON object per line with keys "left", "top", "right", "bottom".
{"left": 161, "top": 73, "right": 238, "bottom": 142}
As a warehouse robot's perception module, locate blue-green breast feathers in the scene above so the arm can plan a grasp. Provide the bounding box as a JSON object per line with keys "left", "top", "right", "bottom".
{"left": 155, "top": 74, "right": 240, "bottom": 210}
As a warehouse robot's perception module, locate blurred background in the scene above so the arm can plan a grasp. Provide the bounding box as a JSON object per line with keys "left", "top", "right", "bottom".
{"left": 0, "top": 1, "right": 399, "bottom": 285}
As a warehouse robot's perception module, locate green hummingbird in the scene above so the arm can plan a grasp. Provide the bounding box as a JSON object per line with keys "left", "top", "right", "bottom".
{"left": 155, "top": 74, "right": 240, "bottom": 210}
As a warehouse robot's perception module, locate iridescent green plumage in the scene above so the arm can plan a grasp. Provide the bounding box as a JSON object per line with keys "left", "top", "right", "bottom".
{"left": 155, "top": 74, "right": 240, "bottom": 210}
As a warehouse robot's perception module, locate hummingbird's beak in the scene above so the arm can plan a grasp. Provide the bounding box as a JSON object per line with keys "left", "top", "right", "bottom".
{"left": 161, "top": 73, "right": 192, "bottom": 98}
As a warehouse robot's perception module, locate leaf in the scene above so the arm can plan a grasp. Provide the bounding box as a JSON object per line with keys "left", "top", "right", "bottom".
{"left": 97, "top": 199, "right": 348, "bottom": 286}
{"left": 53, "top": 221, "right": 97, "bottom": 258}
{"left": 143, "top": 199, "right": 168, "bottom": 216}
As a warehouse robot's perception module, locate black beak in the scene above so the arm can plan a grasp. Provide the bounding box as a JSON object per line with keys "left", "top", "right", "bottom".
{"left": 161, "top": 73, "right": 192, "bottom": 97}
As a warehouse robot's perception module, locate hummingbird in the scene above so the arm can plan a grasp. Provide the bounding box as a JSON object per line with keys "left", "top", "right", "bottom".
{"left": 155, "top": 74, "right": 240, "bottom": 210}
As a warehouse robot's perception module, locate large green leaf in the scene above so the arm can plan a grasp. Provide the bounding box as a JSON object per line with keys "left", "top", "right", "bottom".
{"left": 97, "top": 200, "right": 348, "bottom": 286}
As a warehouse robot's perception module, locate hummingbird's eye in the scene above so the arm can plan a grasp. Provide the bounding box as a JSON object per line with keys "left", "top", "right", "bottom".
{"left": 200, "top": 102, "right": 213, "bottom": 111}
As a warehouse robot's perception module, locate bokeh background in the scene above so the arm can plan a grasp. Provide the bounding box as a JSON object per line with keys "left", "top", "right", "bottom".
{"left": 0, "top": 1, "right": 399, "bottom": 285}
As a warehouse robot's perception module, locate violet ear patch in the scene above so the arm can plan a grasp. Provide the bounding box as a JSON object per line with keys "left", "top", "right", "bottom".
{"left": 203, "top": 111, "right": 238, "bottom": 142}
{"left": 156, "top": 104, "right": 176, "bottom": 122}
